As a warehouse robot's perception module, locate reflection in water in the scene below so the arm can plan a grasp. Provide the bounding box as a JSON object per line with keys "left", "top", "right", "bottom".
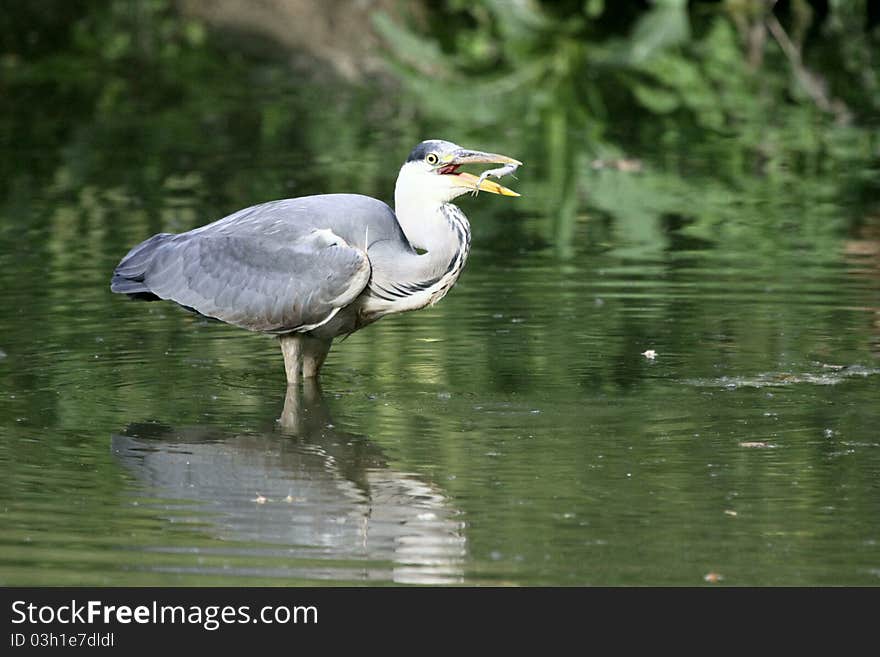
{"left": 111, "top": 382, "right": 465, "bottom": 584}
{"left": 843, "top": 220, "right": 880, "bottom": 357}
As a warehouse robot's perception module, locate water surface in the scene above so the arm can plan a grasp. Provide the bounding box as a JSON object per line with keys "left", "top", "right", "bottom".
{"left": 2, "top": 188, "right": 879, "bottom": 585}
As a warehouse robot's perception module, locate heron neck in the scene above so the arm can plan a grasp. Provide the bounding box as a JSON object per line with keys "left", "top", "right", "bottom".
{"left": 362, "top": 193, "right": 470, "bottom": 314}
{"left": 394, "top": 197, "right": 468, "bottom": 280}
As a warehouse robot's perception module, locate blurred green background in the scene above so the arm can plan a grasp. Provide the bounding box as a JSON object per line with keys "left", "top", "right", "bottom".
{"left": 3, "top": 0, "right": 878, "bottom": 254}
{"left": 1, "top": 0, "right": 879, "bottom": 585}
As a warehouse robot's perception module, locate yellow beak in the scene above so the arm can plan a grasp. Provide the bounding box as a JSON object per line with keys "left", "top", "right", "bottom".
{"left": 452, "top": 172, "right": 520, "bottom": 196}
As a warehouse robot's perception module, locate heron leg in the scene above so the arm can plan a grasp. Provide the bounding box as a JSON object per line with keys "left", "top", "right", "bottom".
{"left": 301, "top": 336, "right": 332, "bottom": 378}
{"left": 279, "top": 334, "right": 332, "bottom": 383}
{"left": 279, "top": 335, "right": 303, "bottom": 383}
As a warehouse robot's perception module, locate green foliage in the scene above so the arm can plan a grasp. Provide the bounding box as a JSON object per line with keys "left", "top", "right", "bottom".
{"left": 1, "top": 0, "right": 878, "bottom": 258}
{"left": 374, "top": 0, "right": 880, "bottom": 255}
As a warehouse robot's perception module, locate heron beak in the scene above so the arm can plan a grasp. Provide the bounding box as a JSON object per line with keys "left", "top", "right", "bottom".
{"left": 442, "top": 149, "right": 522, "bottom": 197}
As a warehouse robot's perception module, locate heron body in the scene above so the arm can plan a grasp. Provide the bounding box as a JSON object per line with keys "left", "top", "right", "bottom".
{"left": 111, "top": 140, "right": 520, "bottom": 382}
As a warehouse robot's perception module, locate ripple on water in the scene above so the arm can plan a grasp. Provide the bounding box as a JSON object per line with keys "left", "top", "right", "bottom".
{"left": 685, "top": 365, "right": 880, "bottom": 389}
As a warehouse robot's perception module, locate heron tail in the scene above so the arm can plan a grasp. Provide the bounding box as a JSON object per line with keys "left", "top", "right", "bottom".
{"left": 110, "top": 232, "right": 174, "bottom": 300}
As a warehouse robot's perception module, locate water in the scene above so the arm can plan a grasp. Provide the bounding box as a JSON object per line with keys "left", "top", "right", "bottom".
{"left": 2, "top": 188, "right": 878, "bottom": 585}
{"left": 2, "top": 68, "right": 879, "bottom": 585}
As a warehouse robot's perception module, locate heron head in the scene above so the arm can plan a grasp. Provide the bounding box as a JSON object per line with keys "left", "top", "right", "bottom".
{"left": 396, "top": 139, "right": 521, "bottom": 205}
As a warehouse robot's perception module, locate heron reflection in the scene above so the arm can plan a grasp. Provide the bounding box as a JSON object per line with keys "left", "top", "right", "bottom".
{"left": 111, "top": 381, "right": 465, "bottom": 584}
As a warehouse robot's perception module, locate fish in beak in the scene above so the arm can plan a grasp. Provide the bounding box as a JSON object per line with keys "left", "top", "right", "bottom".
{"left": 438, "top": 149, "right": 522, "bottom": 197}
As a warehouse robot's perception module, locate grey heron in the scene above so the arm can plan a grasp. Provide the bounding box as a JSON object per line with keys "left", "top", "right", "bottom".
{"left": 111, "top": 139, "right": 521, "bottom": 383}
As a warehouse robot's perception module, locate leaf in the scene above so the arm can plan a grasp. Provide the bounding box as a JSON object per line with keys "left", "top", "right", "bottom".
{"left": 631, "top": 83, "right": 680, "bottom": 113}
{"left": 372, "top": 12, "right": 450, "bottom": 77}
{"left": 627, "top": 0, "right": 690, "bottom": 64}
{"left": 584, "top": 0, "right": 605, "bottom": 19}
{"left": 484, "top": 0, "right": 553, "bottom": 42}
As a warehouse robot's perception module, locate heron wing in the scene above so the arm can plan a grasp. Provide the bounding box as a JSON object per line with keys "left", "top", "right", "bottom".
{"left": 111, "top": 194, "right": 415, "bottom": 333}
{"left": 119, "top": 224, "right": 370, "bottom": 334}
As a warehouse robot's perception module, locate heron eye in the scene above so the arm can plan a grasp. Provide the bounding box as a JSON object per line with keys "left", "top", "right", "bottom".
{"left": 425, "top": 152, "right": 439, "bottom": 165}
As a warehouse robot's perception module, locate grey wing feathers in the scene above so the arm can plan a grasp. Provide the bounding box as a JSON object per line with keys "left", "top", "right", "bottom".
{"left": 111, "top": 196, "right": 383, "bottom": 333}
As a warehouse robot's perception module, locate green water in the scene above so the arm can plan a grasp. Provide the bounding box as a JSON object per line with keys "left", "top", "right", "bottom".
{"left": 2, "top": 5, "right": 880, "bottom": 584}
